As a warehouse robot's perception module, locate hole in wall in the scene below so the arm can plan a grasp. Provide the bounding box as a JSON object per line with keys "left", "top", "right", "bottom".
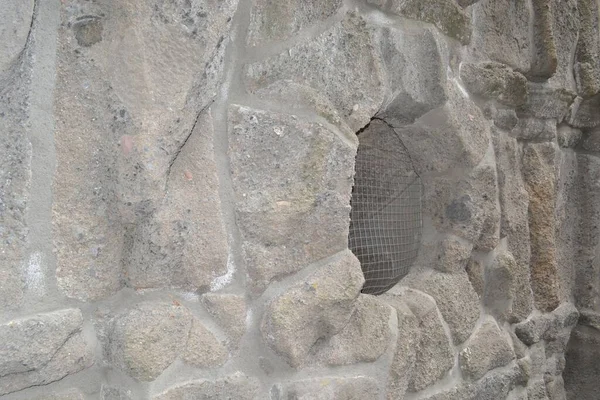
{"left": 348, "top": 118, "right": 423, "bottom": 295}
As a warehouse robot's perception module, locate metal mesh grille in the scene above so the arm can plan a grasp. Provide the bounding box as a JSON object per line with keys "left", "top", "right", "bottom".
{"left": 348, "top": 120, "right": 423, "bottom": 295}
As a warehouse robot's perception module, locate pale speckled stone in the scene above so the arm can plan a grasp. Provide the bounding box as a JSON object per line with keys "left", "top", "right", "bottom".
{"left": 261, "top": 250, "right": 364, "bottom": 367}
{"left": 229, "top": 105, "right": 355, "bottom": 294}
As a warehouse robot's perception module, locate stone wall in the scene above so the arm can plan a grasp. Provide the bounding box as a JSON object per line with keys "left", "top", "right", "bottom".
{"left": 1, "top": 0, "right": 599, "bottom": 399}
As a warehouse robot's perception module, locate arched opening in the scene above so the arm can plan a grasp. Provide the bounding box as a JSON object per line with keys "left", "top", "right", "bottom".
{"left": 348, "top": 119, "right": 423, "bottom": 295}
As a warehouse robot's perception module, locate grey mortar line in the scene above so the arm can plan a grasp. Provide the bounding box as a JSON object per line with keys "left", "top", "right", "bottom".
{"left": 24, "top": 0, "right": 60, "bottom": 305}
{"left": 210, "top": 0, "right": 253, "bottom": 294}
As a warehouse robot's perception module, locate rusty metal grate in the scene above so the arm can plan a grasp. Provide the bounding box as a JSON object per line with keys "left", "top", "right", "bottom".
{"left": 348, "top": 120, "right": 423, "bottom": 295}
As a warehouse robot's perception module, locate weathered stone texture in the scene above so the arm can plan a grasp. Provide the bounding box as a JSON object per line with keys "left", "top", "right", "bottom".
{"left": 124, "top": 110, "right": 228, "bottom": 291}
{"left": 261, "top": 250, "right": 364, "bottom": 367}
{"left": 247, "top": 0, "right": 343, "bottom": 46}
{"left": 381, "top": 294, "right": 419, "bottom": 399}
{"left": 0, "top": 0, "right": 34, "bottom": 75}
{"left": 244, "top": 12, "right": 385, "bottom": 132}
{"left": 408, "top": 270, "right": 480, "bottom": 345}
{"left": 492, "top": 131, "right": 533, "bottom": 322}
{"left": 0, "top": 309, "right": 94, "bottom": 395}
{"left": 470, "top": 0, "right": 531, "bottom": 72}
{"left": 377, "top": 26, "right": 447, "bottom": 126}
{"left": 34, "top": 389, "right": 86, "bottom": 400}
{"left": 394, "top": 85, "right": 490, "bottom": 176}
{"left": 202, "top": 293, "right": 247, "bottom": 348}
{"left": 183, "top": 319, "right": 228, "bottom": 369}
{"left": 522, "top": 142, "right": 561, "bottom": 312}
{"left": 370, "top": 0, "right": 471, "bottom": 44}
{"left": 460, "top": 62, "right": 528, "bottom": 107}
{"left": 0, "top": 60, "right": 30, "bottom": 312}
{"left": 459, "top": 317, "right": 515, "bottom": 380}
{"left": 317, "top": 295, "right": 393, "bottom": 365}
{"left": 575, "top": 0, "right": 600, "bottom": 97}
{"left": 399, "top": 289, "right": 454, "bottom": 392}
{"left": 277, "top": 376, "right": 380, "bottom": 400}
{"left": 152, "top": 373, "right": 261, "bottom": 400}
{"left": 229, "top": 105, "right": 355, "bottom": 293}
{"left": 108, "top": 302, "right": 196, "bottom": 381}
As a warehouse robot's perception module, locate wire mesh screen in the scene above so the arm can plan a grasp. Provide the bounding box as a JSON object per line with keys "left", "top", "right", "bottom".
{"left": 348, "top": 120, "right": 423, "bottom": 295}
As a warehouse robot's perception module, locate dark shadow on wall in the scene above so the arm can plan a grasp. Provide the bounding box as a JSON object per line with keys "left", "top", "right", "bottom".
{"left": 348, "top": 118, "right": 423, "bottom": 295}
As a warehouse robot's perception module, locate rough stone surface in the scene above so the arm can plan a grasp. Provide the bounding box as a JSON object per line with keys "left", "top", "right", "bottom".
{"left": 0, "top": 0, "right": 34, "bottom": 75}
{"left": 433, "top": 237, "right": 473, "bottom": 274}
{"left": 518, "top": 83, "right": 575, "bottom": 120}
{"left": 0, "top": 49, "right": 30, "bottom": 313}
{"left": 565, "top": 323, "right": 600, "bottom": 400}
{"left": 492, "top": 131, "right": 534, "bottom": 322}
{"left": 522, "top": 142, "right": 561, "bottom": 312}
{"left": 528, "top": 0, "right": 558, "bottom": 80}
{"left": 459, "top": 317, "right": 515, "bottom": 380}
{"left": 408, "top": 270, "right": 481, "bottom": 344}
{"left": 152, "top": 373, "right": 261, "bottom": 400}
{"left": 277, "top": 376, "right": 380, "bottom": 400}
{"left": 381, "top": 294, "right": 419, "bottom": 400}
{"left": 568, "top": 94, "right": 600, "bottom": 128}
{"left": 574, "top": 154, "right": 600, "bottom": 310}
{"left": 244, "top": 12, "right": 385, "bottom": 132}
{"left": 371, "top": 0, "right": 471, "bottom": 44}
{"left": 0, "top": 309, "right": 94, "bottom": 395}
{"left": 460, "top": 62, "right": 528, "bottom": 107}
{"left": 466, "top": 258, "right": 485, "bottom": 298}
{"left": 575, "top": 0, "right": 600, "bottom": 97}
{"left": 261, "top": 250, "right": 364, "bottom": 367}
{"left": 317, "top": 294, "right": 393, "bottom": 365}
{"left": 123, "top": 109, "right": 229, "bottom": 292}
{"left": 394, "top": 85, "right": 490, "bottom": 176}
{"left": 511, "top": 118, "right": 557, "bottom": 141}
{"left": 202, "top": 293, "right": 247, "bottom": 348}
{"left": 579, "top": 127, "right": 600, "bottom": 153}
{"left": 377, "top": 26, "right": 447, "bottom": 127}
{"left": 183, "top": 319, "right": 228, "bottom": 369}
{"left": 557, "top": 125, "right": 582, "bottom": 148}
{"left": 470, "top": 0, "right": 531, "bottom": 72}
{"left": 108, "top": 302, "right": 192, "bottom": 381}
{"left": 33, "top": 389, "right": 86, "bottom": 400}
{"left": 399, "top": 288, "right": 454, "bottom": 392}
{"left": 54, "top": 0, "right": 238, "bottom": 299}
{"left": 101, "top": 386, "right": 134, "bottom": 400}
{"left": 229, "top": 105, "right": 355, "bottom": 294}
{"left": 484, "top": 249, "right": 529, "bottom": 322}
{"left": 247, "top": 0, "right": 343, "bottom": 46}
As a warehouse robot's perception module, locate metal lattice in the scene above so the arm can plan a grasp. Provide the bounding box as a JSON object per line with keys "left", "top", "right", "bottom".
{"left": 348, "top": 120, "right": 423, "bottom": 295}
